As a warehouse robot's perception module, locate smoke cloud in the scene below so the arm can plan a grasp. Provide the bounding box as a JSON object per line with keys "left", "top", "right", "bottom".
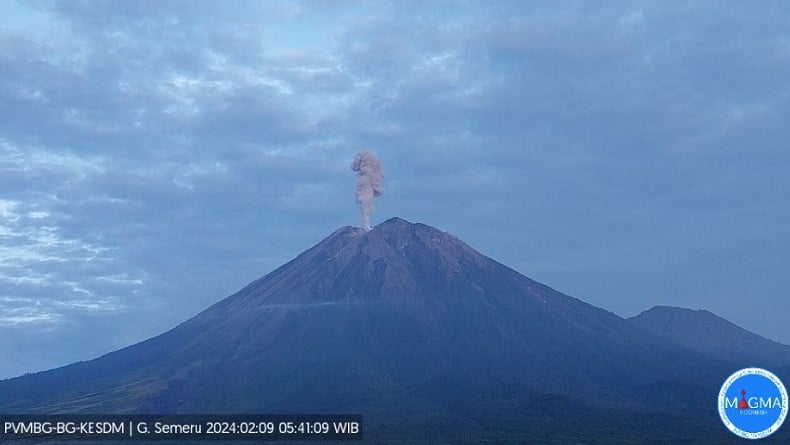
{"left": 351, "top": 151, "right": 384, "bottom": 231}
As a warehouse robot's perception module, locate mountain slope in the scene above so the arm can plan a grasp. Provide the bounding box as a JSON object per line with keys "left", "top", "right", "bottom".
{"left": 0, "top": 218, "right": 781, "bottom": 443}
{"left": 628, "top": 305, "right": 790, "bottom": 368}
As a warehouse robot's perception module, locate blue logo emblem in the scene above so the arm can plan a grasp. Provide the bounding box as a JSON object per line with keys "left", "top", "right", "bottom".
{"left": 718, "top": 367, "right": 788, "bottom": 439}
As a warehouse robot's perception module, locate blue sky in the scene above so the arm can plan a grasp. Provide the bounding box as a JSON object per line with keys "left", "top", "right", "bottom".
{"left": 1, "top": 0, "right": 789, "bottom": 379}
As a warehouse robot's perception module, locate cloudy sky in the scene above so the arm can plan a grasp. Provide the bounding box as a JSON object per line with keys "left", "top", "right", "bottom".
{"left": 1, "top": 0, "right": 789, "bottom": 379}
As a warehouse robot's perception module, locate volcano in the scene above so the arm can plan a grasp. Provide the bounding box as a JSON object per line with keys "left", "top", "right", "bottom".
{"left": 1, "top": 218, "right": 788, "bottom": 443}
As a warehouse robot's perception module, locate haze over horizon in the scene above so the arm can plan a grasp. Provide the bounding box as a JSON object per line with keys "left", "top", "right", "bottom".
{"left": 1, "top": 1, "right": 789, "bottom": 379}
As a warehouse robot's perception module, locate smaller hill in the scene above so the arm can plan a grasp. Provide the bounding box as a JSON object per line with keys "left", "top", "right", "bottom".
{"left": 628, "top": 306, "right": 790, "bottom": 369}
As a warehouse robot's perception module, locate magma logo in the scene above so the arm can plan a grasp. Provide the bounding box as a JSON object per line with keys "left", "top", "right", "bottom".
{"left": 718, "top": 368, "right": 788, "bottom": 439}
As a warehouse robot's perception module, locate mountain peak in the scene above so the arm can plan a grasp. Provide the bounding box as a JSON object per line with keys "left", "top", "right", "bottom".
{"left": 380, "top": 216, "right": 412, "bottom": 226}
{"left": 629, "top": 305, "right": 790, "bottom": 366}
{"left": 214, "top": 218, "right": 493, "bottom": 314}
{"left": 630, "top": 305, "right": 746, "bottom": 337}
{"left": 319, "top": 217, "right": 473, "bottom": 263}
{"left": 370, "top": 216, "right": 443, "bottom": 236}
{"left": 321, "top": 217, "right": 439, "bottom": 242}
{"left": 637, "top": 305, "right": 717, "bottom": 319}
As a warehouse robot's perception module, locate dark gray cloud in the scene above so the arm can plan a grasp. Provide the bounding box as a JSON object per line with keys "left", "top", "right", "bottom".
{"left": 0, "top": 0, "right": 789, "bottom": 378}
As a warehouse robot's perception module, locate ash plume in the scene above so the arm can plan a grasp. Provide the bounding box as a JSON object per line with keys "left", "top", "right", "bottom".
{"left": 351, "top": 151, "right": 384, "bottom": 231}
